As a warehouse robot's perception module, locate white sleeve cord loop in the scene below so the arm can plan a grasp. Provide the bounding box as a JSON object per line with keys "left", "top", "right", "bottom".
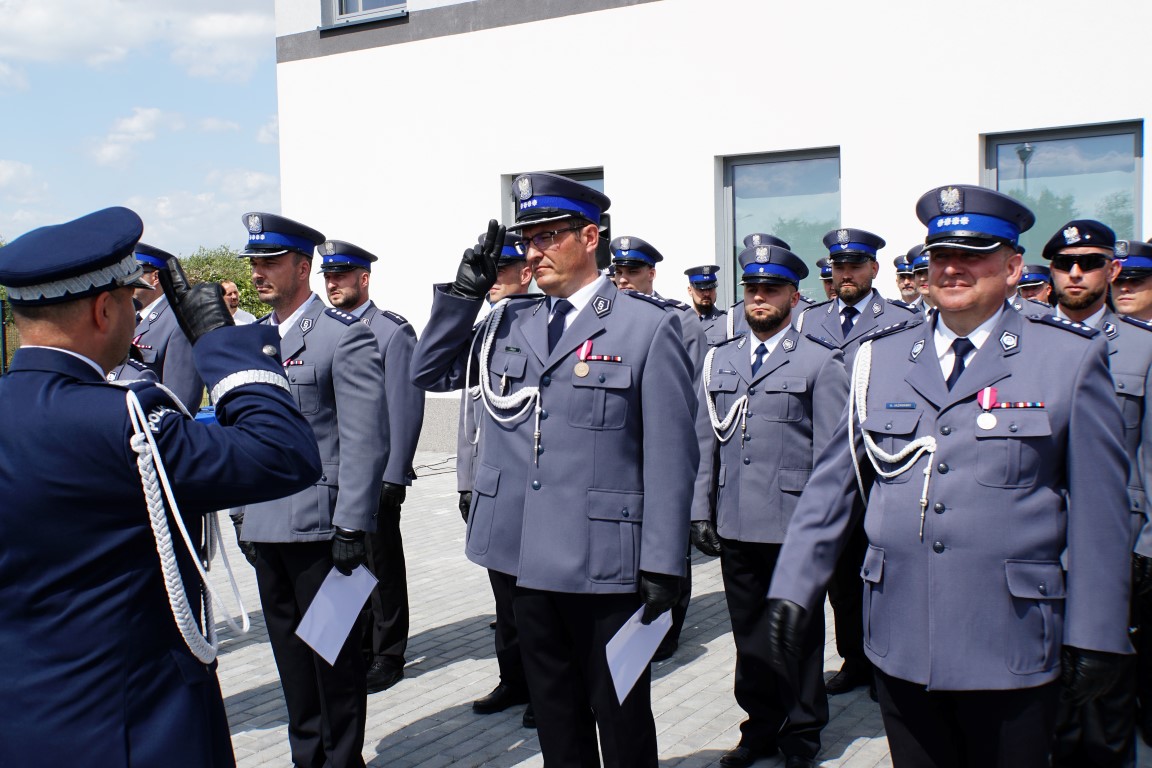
{"left": 848, "top": 340, "right": 937, "bottom": 526}
{"left": 126, "top": 388, "right": 249, "bottom": 664}
{"left": 210, "top": 369, "right": 291, "bottom": 405}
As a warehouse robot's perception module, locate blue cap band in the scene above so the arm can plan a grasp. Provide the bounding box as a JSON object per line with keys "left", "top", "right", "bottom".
{"left": 912, "top": 255, "right": 929, "bottom": 269}
{"left": 248, "top": 230, "right": 316, "bottom": 254}
{"left": 928, "top": 212, "right": 1019, "bottom": 242}
{"left": 1020, "top": 270, "right": 1049, "bottom": 283}
{"left": 689, "top": 274, "right": 717, "bottom": 284}
{"left": 820, "top": 268, "right": 832, "bottom": 278}
{"left": 518, "top": 194, "right": 601, "bottom": 225}
{"left": 1121, "top": 256, "right": 1152, "bottom": 271}
{"left": 135, "top": 253, "right": 167, "bottom": 270}
{"left": 499, "top": 245, "right": 523, "bottom": 260}
{"left": 322, "top": 253, "right": 372, "bottom": 269}
{"left": 829, "top": 242, "right": 878, "bottom": 257}
{"left": 612, "top": 250, "right": 656, "bottom": 265}
{"left": 742, "top": 263, "right": 800, "bottom": 283}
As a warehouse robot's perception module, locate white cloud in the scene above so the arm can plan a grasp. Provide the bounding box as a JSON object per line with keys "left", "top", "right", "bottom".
{"left": 0, "top": 60, "right": 28, "bottom": 90}
{"left": 92, "top": 107, "right": 185, "bottom": 166}
{"left": 199, "top": 117, "right": 241, "bottom": 133}
{"left": 0, "top": 159, "right": 33, "bottom": 188}
{"left": 0, "top": 2, "right": 274, "bottom": 80}
{"left": 256, "top": 115, "right": 279, "bottom": 145}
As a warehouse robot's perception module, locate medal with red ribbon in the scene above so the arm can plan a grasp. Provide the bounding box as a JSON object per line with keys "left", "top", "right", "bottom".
{"left": 574, "top": 340, "right": 593, "bottom": 378}
{"left": 977, "top": 386, "right": 998, "bottom": 430}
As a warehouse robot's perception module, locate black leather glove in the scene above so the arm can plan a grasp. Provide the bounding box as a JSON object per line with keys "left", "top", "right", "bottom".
{"left": 459, "top": 491, "right": 472, "bottom": 523}
{"left": 230, "top": 514, "right": 258, "bottom": 567}
{"left": 765, "top": 598, "right": 808, "bottom": 676}
{"left": 1061, "top": 646, "right": 1127, "bottom": 707}
{"left": 331, "top": 528, "right": 367, "bottom": 576}
{"left": 155, "top": 254, "right": 234, "bottom": 344}
{"left": 690, "top": 520, "right": 722, "bottom": 557}
{"left": 380, "top": 481, "right": 406, "bottom": 518}
{"left": 1134, "top": 553, "right": 1152, "bottom": 597}
{"left": 448, "top": 219, "right": 503, "bottom": 300}
{"left": 639, "top": 571, "right": 681, "bottom": 625}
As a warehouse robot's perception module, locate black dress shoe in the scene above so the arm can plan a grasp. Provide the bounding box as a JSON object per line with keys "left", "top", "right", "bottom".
{"left": 472, "top": 684, "right": 530, "bottom": 714}
{"left": 719, "top": 743, "right": 778, "bottom": 767}
{"left": 652, "top": 640, "right": 678, "bottom": 663}
{"left": 521, "top": 703, "right": 536, "bottom": 729}
{"left": 824, "top": 659, "right": 872, "bottom": 696}
{"left": 366, "top": 660, "right": 404, "bottom": 693}
{"left": 784, "top": 756, "right": 817, "bottom": 768}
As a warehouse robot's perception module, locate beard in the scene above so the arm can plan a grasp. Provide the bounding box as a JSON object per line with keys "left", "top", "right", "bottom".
{"left": 836, "top": 281, "right": 870, "bottom": 304}
{"left": 745, "top": 303, "right": 789, "bottom": 335}
{"left": 694, "top": 297, "right": 714, "bottom": 314}
{"left": 1055, "top": 283, "right": 1107, "bottom": 312}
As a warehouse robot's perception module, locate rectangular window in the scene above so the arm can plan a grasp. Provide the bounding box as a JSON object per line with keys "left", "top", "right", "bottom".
{"left": 330, "top": 0, "right": 406, "bottom": 27}
{"left": 720, "top": 149, "right": 840, "bottom": 304}
{"left": 984, "top": 122, "right": 1143, "bottom": 256}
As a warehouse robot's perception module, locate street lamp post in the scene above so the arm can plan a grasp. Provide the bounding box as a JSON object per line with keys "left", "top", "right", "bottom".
{"left": 1016, "top": 142, "right": 1035, "bottom": 196}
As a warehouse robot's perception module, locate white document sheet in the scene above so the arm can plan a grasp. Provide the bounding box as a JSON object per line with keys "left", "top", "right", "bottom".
{"left": 295, "top": 565, "right": 377, "bottom": 665}
{"left": 605, "top": 606, "right": 672, "bottom": 705}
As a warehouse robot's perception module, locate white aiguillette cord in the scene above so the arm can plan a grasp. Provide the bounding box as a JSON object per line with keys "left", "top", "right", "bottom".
{"left": 123, "top": 385, "right": 249, "bottom": 663}
{"left": 701, "top": 345, "right": 748, "bottom": 444}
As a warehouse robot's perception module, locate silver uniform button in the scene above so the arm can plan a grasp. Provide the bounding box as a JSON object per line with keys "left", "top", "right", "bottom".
{"left": 262, "top": 345, "right": 278, "bottom": 356}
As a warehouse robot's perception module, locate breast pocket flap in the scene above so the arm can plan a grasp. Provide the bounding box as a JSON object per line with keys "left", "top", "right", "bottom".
{"left": 762, "top": 376, "right": 808, "bottom": 394}
{"left": 976, "top": 410, "right": 1051, "bottom": 439}
{"left": 287, "top": 364, "right": 317, "bottom": 385}
{"left": 572, "top": 363, "right": 631, "bottom": 389}
{"left": 587, "top": 489, "right": 643, "bottom": 522}
{"left": 707, "top": 375, "right": 740, "bottom": 393}
{"left": 490, "top": 351, "right": 527, "bottom": 379}
{"left": 861, "top": 411, "right": 922, "bottom": 436}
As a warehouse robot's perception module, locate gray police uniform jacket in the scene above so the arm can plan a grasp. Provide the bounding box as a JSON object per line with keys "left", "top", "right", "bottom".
{"left": 797, "top": 289, "right": 921, "bottom": 369}
{"left": 692, "top": 328, "right": 848, "bottom": 543}
{"left": 133, "top": 297, "right": 205, "bottom": 412}
{"left": 361, "top": 301, "right": 425, "bottom": 486}
{"left": 653, "top": 292, "right": 707, "bottom": 380}
{"left": 240, "top": 296, "right": 388, "bottom": 542}
{"left": 697, "top": 306, "right": 728, "bottom": 346}
{"left": 1097, "top": 310, "right": 1152, "bottom": 556}
{"left": 768, "top": 307, "right": 1133, "bottom": 691}
{"left": 411, "top": 277, "right": 699, "bottom": 593}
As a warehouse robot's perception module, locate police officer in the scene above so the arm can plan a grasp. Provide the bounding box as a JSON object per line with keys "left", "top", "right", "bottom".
{"left": 728, "top": 233, "right": 793, "bottom": 339}
{"left": 816, "top": 257, "right": 835, "bottom": 300}
{"left": 910, "top": 245, "right": 935, "bottom": 315}
{"left": 1115, "top": 241, "right": 1152, "bottom": 322}
{"left": 692, "top": 244, "right": 848, "bottom": 768}
{"left": 1043, "top": 219, "right": 1152, "bottom": 767}
{"left": 234, "top": 213, "right": 388, "bottom": 768}
{"left": 894, "top": 252, "right": 918, "bottom": 304}
{"left": 1017, "top": 264, "right": 1053, "bottom": 306}
{"left": 797, "top": 227, "right": 920, "bottom": 698}
{"left": 458, "top": 231, "right": 538, "bottom": 727}
{"left": 411, "top": 172, "right": 698, "bottom": 768}
{"left": 684, "top": 264, "right": 728, "bottom": 346}
{"left": 767, "top": 185, "right": 1133, "bottom": 767}
{"left": 0, "top": 207, "right": 322, "bottom": 768}
{"left": 107, "top": 242, "right": 205, "bottom": 410}
{"left": 318, "top": 239, "right": 426, "bottom": 695}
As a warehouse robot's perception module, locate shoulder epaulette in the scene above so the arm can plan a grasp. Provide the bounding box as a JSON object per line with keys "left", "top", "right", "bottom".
{"left": 808, "top": 298, "right": 835, "bottom": 313}
{"left": 623, "top": 290, "right": 677, "bottom": 310}
{"left": 1122, "top": 315, "right": 1152, "bottom": 332}
{"left": 1027, "top": 299, "right": 1052, "bottom": 310}
{"left": 713, "top": 333, "right": 743, "bottom": 348}
{"left": 1027, "top": 314, "right": 1100, "bottom": 338}
{"left": 324, "top": 307, "right": 360, "bottom": 326}
{"left": 887, "top": 298, "right": 919, "bottom": 313}
{"left": 505, "top": 292, "right": 546, "bottom": 302}
{"left": 257, "top": 311, "right": 273, "bottom": 324}
{"left": 859, "top": 318, "right": 921, "bottom": 343}
{"left": 797, "top": 294, "right": 815, "bottom": 305}
{"left": 380, "top": 309, "right": 409, "bottom": 326}
{"left": 804, "top": 333, "right": 839, "bottom": 350}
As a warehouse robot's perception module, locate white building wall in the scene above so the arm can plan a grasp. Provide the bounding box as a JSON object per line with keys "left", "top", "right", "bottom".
{"left": 274, "top": 0, "right": 1152, "bottom": 332}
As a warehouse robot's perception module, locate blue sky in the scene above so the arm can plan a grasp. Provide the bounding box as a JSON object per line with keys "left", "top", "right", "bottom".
{"left": 0, "top": 1, "right": 281, "bottom": 256}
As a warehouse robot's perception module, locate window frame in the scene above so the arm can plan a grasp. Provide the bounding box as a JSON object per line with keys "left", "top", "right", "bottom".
{"left": 321, "top": 0, "right": 408, "bottom": 30}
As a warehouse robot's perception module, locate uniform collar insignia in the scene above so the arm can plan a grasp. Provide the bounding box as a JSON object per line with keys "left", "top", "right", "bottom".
{"left": 782, "top": 337, "right": 794, "bottom": 351}
{"left": 592, "top": 295, "right": 612, "bottom": 317}
{"left": 148, "top": 311, "right": 158, "bottom": 321}
{"left": 872, "top": 302, "right": 882, "bottom": 315}
{"left": 911, "top": 339, "right": 925, "bottom": 359}
{"left": 999, "top": 331, "right": 1018, "bottom": 351}
{"left": 1103, "top": 321, "right": 1118, "bottom": 339}
{"left": 737, "top": 336, "right": 747, "bottom": 349}
{"left": 300, "top": 317, "right": 313, "bottom": 333}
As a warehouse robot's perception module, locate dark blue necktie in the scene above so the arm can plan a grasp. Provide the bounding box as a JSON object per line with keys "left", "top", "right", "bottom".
{"left": 841, "top": 305, "right": 858, "bottom": 338}
{"left": 945, "top": 337, "right": 975, "bottom": 390}
{"left": 751, "top": 343, "right": 768, "bottom": 376}
{"left": 547, "top": 299, "right": 573, "bottom": 353}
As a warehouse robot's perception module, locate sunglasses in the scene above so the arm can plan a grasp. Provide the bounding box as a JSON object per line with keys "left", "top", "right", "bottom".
{"left": 1050, "top": 254, "right": 1110, "bottom": 273}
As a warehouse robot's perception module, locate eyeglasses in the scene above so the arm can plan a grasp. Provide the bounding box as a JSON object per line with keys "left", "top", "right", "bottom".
{"left": 513, "top": 225, "right": 582, "bottom": 256}
{"left": 1051, "top": 254, "right": 1110, "bottom": 273}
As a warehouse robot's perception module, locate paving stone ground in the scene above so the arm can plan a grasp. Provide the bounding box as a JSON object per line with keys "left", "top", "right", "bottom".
{"left": 212, "top": 448, "right": 1152, "bottom": 767}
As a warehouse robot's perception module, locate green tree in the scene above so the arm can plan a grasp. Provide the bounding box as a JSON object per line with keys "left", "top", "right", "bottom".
{"left": 1006, "top": 188, "right": 1078, "bottom": 255}
{"left": 1095, "top": 191, "right": 1134, "bottom": 240}
{"left": 180, "top": 245, "right": 265, "bottom": 318}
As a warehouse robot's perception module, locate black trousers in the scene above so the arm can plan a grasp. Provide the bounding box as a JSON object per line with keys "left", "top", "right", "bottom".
{"left": 361, "top": 494, "right": 409, "bottom": 670}
{"left": 488, "top": 569, "right": 527, "bottom": 692}
{"left": 255, "top": 541, "right": 367, "bottom": 768}
{"left": 663, "top": 547, "right": 692, "bottom": 652}
{"left": 874, "top": 669, "right": 1060, "bottom": 768}
{"left": 720, "top": 538, "right": 827, "bottom": 759}
{"left": 514, "top": 588, "right": 657, "bottom": 768}
{"left": 826, "top": 519, "right": 868, "bottom": 665}
{"left": 1138, "top": 589, "right": 1152, "bottom": 737}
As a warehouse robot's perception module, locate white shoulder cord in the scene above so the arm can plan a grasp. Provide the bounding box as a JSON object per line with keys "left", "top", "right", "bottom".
{"left": 726, "top": 309, "right": 735, "bottom": 339}
{"left": 701, "top": 345, "right": 748, "bottom": 443}
{"left": 124, "top": 387, "right": 249, "bottom": 663}
{"left": 848, "top": 340, "right": 938, "bottom": 539}
{"left": 462, "top": 315, "right": 486, "bottom": 447}
{"left": 795, "top": 306, "right": 807, "bottom": 332}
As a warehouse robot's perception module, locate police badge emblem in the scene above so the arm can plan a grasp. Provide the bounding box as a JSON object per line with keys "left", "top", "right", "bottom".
{"left": 837, "top": 229, "right": 851, "bottom": 245}
{"left": 999, "top": 331, "right": 1018, "bottom": 351}
{"left": 938, "top": 187, "right": 963, "bottom": 214}
{"left": 592, "top": 296, "right": 611, "bottom": 317}
{"left": 782, "top": 337, "right": 794, "bottom": 351}
{"left": 321, "top": 241, "right": 335, "bottom": 256}
{"left": 755, "top": 246, "right": 769, "bottom": 263}
{"left": 619, "top": 237, "right": 631, "bottom": 252}
{"left": 751, "top": 234, "right": 762, "bottom": 246}
{"left": 1103, "top": 321, "right": 1118, "bottom": 339}
{"left": 872, "top": 302, "right": 882, "bottom": 315}
{"left": 1063, "top": 226, "right": 1081, "bottom": 245}
{"left": 911, "top": 339, "right": 925, "bottom": 359}
{"left": 1116, "top": 240, "right": 1130, "bottom": 258}
{"left": 247, "top": 214, "right": 263, "bottom": 233}
{"left": 301, "top": 318, "right": 313, "bottom": 333}
{"left": 516, "top": 176, "right": 533, "bottom": 201}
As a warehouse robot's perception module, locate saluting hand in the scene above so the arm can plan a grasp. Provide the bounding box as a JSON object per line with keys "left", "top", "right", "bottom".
{"left": 449, "top": 219, "right": 503, "bottom": 300}
{"left": 155, "top": 253, "right": 234, "bottom": 344}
